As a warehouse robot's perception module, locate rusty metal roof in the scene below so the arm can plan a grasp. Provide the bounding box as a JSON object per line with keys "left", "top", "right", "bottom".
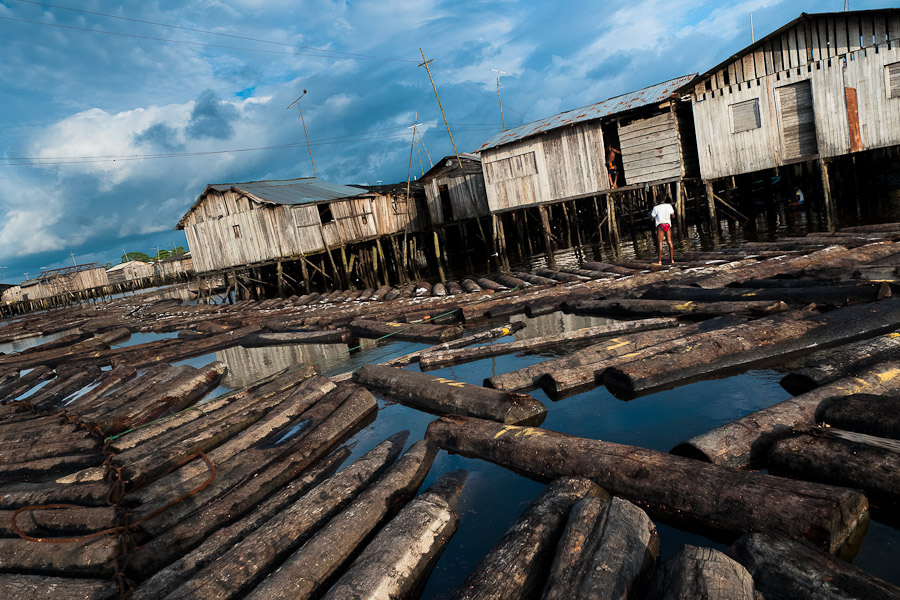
{"left": 209, "top": 178, "right": 369, "bottom": 205}
{"left": 478, "top": 74, "right": 695, "bottom": 152}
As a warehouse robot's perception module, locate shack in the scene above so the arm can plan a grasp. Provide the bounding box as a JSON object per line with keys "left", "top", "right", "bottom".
{"left": 106, "top": 260, "right": 154, "bottom": 285}
{"left": 682, "top": 9, "right": 900, "bottom": 220}
{"left": 477, "top": 75, "right": 698, "bottom": 253}
{"left": 2, "top": 265, "right": 109, "bottom": 303}
{"left": 153, "top": 253, "right": 194, "bottom": 280}
{"left": 418, "top": 154, "right": 489, "bottom": 226}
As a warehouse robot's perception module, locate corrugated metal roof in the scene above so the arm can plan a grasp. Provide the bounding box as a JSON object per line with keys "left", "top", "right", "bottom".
{"left": 209, "top": 178, "right": 370, "bottom": 206}
{"left": 478, "top": 74, "right": 695, "bottom": 152}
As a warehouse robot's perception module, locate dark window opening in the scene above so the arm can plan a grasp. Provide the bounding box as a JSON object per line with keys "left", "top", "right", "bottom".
{"left": 439, "top": 185, "right": 454, "bottom": 221}
{"left": 318, "top": 203, "right": 334, "bottom": 224}
{"left": 232, "top": 224, "right": 241, "bottom": 238}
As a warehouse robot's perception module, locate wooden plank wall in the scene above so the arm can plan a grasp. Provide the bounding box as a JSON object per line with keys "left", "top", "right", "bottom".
{"left": 690, "top": 11, "right": 900, "bottom": 179}
{"left": 618, "top": 110, "right": 684, "bottom": 184}
{"left": 422, "top": 172, "right": 489, "bottom": 225}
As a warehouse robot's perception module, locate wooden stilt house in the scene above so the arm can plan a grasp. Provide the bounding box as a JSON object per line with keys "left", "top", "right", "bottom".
{"left": 106, "top": 260, "right": 154, "bottom": 285}
{"left": 682, "top": 9, "right": 900, "bottom": 180}
{"left": 2, "top": 265, "right": 109, "bottom": 303}
{"left": 418, "top": 154, "right": 489, "bottom": 226}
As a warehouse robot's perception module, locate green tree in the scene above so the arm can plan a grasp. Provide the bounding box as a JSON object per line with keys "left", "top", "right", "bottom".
{"left": 121, "top": 252, "right": 153, "bottom": 263}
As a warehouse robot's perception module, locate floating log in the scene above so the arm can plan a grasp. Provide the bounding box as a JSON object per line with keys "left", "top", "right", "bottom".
{"left": 414, "top": 281, "right": 433, "bottom": 296}
{"left": 0, "top": 536, "right": 120, "bottom": 578}
{"left": 460, "top": 279, "right": 483, "bottom": 293}
{"left": 353, "top": 365, "right": 546, "bottom": 425}
{"left": 816, "top": 393, "right": 900, "bottom": 439}
{"left": 728, "top": 533, "right": 900, "bottom": 600}
{"left": 432, "top": 282, "right": 447, "bottom": 296}
{"left": 536, "top": 269, "right": 584, "bottom": 283}
{"left": 321, "top": 470, "right": 467, "bottom": 600}
{"left": 672, "top": 360, "right": 900, "bottom": 469}
{"left": 446, "top": 281, "right": 463, "bottom": 294}
{"left": 242, "top": 329, "right": 352, "bottom": 346}
{"left": 641, "top": 282, "right": 891, "bottom": 306}
{"left": 419, "top": 317, "right": 678, "bottom": 370}
{"left": 687, "top": 246, "right": 848, "bottom": 289}
{"left": 0, "top": 506, "right": 116, "bottom": 537}
{"left": 582, "top": 261, "right": 638, "bottom": 275}
{"left": 568, "top": 298, "right": 788, "bottom": 318}
{"left": 0, "top": 575, "right": 118, "bottom": 600}
{"left": 0, "top": 453, "right": 105, "bottom": 483}
{"left": 451, "top": 477, "right": 604, "bottom": 600}
{"left": 839, "top": 223, "right": 900, "bottom": 233}
{"left": 494, "top": 274, "right": 528, "bottom": 288}
{"left": 426, "top": 416, "right": 868, "bottom": 554}
{"left": 644, "top": 545, "right": 758, "bottom": 600}
{"left": 604, "top": 299, "right": 900, "bottom": 399}
{"left": 514, "top": 272, "right": 558, "bottom": 285}
{"left": 476, "top": 277, "right": 507, "bottom": 291}
{"left": 244, "top": 439, "right": 439, "bottom": 600}
{"left": 155, "top": 432, "right": 408, "bottom": 600}
{"left": 0, "top": 366, "right": 54, "bottom": 402}
{"left": 0, "top": 482, "right": 111, "bottom": 509}
{"left": 348, "top": 319, "right": 463, "bottom": 343}
{"left": 780, "top": 331, "right": 900, "bottom": 394}
{"left": 541, "top": 496, "right": 658, "bottom": 600}
{"left": 558, "top": 266, "right": 612, "bottom": 279}
{"left": 769, "top": 430, "right": 900, "bottom": 510}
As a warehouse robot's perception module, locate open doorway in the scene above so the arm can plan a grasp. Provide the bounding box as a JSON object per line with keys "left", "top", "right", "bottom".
{"left": 601, "top": 122, "right": 625, "bottom": 188}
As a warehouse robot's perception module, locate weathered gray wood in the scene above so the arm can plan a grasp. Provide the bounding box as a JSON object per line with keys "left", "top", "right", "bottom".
{"left": 0, "top": 506, "right": 116, "bottom": 537}
{"left": 353, "top": 364, "right": 546, "bottom": 425}
{"left": 452, "top": 477, "right": 605, "bottom": 600}
{"left": 0, "top": 574, "right": 118, "bottom": 600}
{"left": 644, "top": 545, "right": 758, "bottom": 600}
{"left": 673, "top": 360, "right": 900, "bottom": 469}
{"left": 728, "top": 533, "right": 900, "bottom": 600}
{"left": 349, "top": 318, "right": 463, "bottom": 343}
{"left": 569, "top": 298, "right": 788, "bottom": 318}
{"left": 321, "top": 470, "right": 468, "bottom": 600}
{"left": 244, "top": 439, "right": 439, "bottom": 600}
{"left": 641, "top": 282, "right": 891, "bottom": 305}
{"left": 159, "top": 432, "right": 408, "bottom": 600}
{"left": 816, "top": 393, "right": 900, "bottom": 439}
{"left": 542, "top": 497, "right": 658, "bottom": 600}
{"left": 0, "top": 536, "right": 120, "bottom": 577}
{"left": 418, "top": 318, "right": 678, "bottom": 370}
{"left": 242, "top": 329, "right": 351, "bottom": 346}
{"left": 426, "top": 416, "right": 868, "bottom": 554}
{"left": 0, "top": 482, "right": 111, "bottom": 509}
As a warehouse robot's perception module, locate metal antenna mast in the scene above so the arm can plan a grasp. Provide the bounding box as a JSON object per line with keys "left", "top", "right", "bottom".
{"left": 490, "top": 68, "right": 509, "bottom": 130}
{"left": 70, "top": 252, "right": 77, "bottom": 266}
{"left": 287, "top": 90, "right": 317, "bottom": 178}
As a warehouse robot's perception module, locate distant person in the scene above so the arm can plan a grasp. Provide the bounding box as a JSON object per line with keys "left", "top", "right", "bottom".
{"left": 792, "top": 184, "right": 805, "bottom": 206}
{"left": 606, "top": 145, "right": 621, "bottom": 188}
{"left": 650, "top": 198, "right": 675, "bottom": 265}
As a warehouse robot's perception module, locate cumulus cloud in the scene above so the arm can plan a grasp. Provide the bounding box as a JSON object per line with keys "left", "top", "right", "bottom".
{"left": 186, "top": 90, "right": 239, "bottom": 140}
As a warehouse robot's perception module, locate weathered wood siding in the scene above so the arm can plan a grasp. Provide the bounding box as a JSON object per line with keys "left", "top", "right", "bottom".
{"left": 618, "top": 110, "right": 685, "bottom": 184}
{"left": 481, "top": 123, "right": 607, "bottom": 213}
{"left": 107, "top": 261, "right": 154, "bottom": 285}
{"left": 370, "top": 192, "right": 429, "bottom": 235}
{"left": 421, "top": 169, "right": 488, "bottom": 225}
{"left": 154, "top": 256, "right": 194, "bottom": 278}
{"left": 16, "top": 268, "right": 110, "bottom": 301}
{"left": 690, "top": 11, "right": 900, "bottom": 179}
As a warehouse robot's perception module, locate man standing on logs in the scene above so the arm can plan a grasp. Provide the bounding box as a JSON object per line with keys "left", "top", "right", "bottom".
{"left": 651, "top": 197, "right": 675, "bottom": 265}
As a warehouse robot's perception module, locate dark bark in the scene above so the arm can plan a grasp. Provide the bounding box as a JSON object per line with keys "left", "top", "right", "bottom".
{"left": 0, "top": 574, "right": 118, "bottom": 600}
{"left": 353, "top": 364, "right": 546, "bottom": 425}
{"left": 0, "top": 482, "right": 111, "bottom": 509}
{"left": 477, "top": 278, "right": 507, "bottom": 291}
{"left": 426, "top": 416, "right": 868, "bottom": 554}
{"left": 242, "top": 329, "right": 351, "bottom": 346}
{"left": 536, "top": 269, "right": 584, "bottom": 282}
{"left": 727, "top": 533, "right": 900, "bottom": 600}
{"left": 0, "top": 366, "right": 55, "bottom": 403}
{"left": 451, "top": 477, "right": 605, "bottom": 600}
{"left": 569, "top": 298, "right": 789, "bottom": 318}
{"left": 641, "top": 282, "right": 891, "bottom": 305}
{"left": 349, "top": 319, "right": 463, "bottom": 343}
{"left": 321, "top": 470, "right": 468, "bottom": 600}
{"left": 0, "top": 453, "right": 105, "bottom": 483}
{"left": 816, "top": 393, "right": 900, "bottom": 439}
{"left": 494, "top": 274, "right": 528, "bottom": 288}
{"left": 582, "top": 261, "right": 639, "bottom": 275}
{"left": 460, "top": 279, "right": 483, "bottom": 293}
{"left": 644, "top": 545, "right": 758, "bottom": 600}
{"left": 513, "top": 272, "right": 558, "bottom": 285}
{"left": 0, "top": 536, "right": 120, "bottom": 577}
{"left": 0, "top": 506, "right": 116, "bottom": 537}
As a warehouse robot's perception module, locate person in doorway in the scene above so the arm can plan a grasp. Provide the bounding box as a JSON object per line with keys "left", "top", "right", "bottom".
{"left": 606, "top": 145, "right": 621, "bottom": 188}
{"left": 650, "top": 198, "right": 676, "bottom": 265}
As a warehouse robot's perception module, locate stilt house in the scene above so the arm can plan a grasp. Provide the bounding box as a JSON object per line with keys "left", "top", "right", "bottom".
{"left": 106, "top": 260, "right": 154, "bottom": 285}
{"left": 177, "top": 178, "right": 381, "bottom": 274}
{"left": 682, "top": 9, "right": 900, "bottom": 180}
{"left": 476, "top": 75, "right": 698, "bottom": 214}
{"left": 418, "top": 154, "right": 489, "bottom": 225}
{"left": 153, "top": 253, "right": 194, "bottom": 279}
{"left": 2, "top": 265, "right": 108, "bottom": 302}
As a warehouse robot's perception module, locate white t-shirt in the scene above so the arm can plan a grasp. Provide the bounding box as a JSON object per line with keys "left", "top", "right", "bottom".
{"left": 650, "top": 203, "right": 675, "bottom": 227}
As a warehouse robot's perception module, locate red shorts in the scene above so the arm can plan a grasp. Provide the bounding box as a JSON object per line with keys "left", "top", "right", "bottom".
{"left": 657, "top": 223, "right": 671, "bottom": 233}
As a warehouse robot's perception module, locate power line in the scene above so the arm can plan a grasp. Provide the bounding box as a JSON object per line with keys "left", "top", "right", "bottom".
{"left": 10, "top": 0, "right": 416, "bottom": 63}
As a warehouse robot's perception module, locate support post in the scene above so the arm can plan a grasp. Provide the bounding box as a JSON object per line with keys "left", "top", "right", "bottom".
{"left": 606, "top": 193, "right": 620, "bottom": 249}
{"left": 538, "top": 205, "right": 556, "bottom": 268}
{"left": 276, "top": 261, "right": 284, "bottom": 298}
{"left": 675, "top": 180, "right": 686, "bottom": 233}
{"left": 704, "top": 180, "right": 720, "bottom": 242}
{"left": 433, "top": 231, "right": 446, "bottom": 282}
{"left": 819, "top": 158, "right": 835, "bottom": 230}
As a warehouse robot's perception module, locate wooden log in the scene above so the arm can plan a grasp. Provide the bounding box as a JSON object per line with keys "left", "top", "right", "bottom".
{"left": 353, "top": 365, "right": 546, "bottom": 425}
{"left": 129, "top": 445, "right": 353, "bottom": 599}
{"left": 558, "top": 267, "right": 612, "bottom": 279}
{"left": 769, "top": 430, "right": 900, "bottom": 510}
{"left": 0, "top": 482, "right": 111, "bottom": 509}
{"left": 477, "top": 277, "right": 507, "bottom": 291}
{"left": 61, "top": 365, "right": 136, "bottom": 410}
{"left": 672, "top": 360, "right": 900, "bottom": 469}
{"left": 0, "top": 366, "right": 54, "bottom": 403}
{"left": 687, "top": 246, "right": 848, "bottom": 289}
{"left": 0, "top": 574, "right": 118, "bottom": 600}
{"left": 426, "top": 416, "right": 869, "bottom": 554}
{"left": 781, "top": 331, "right": 900, "bottom": 394}
{"left": 432, "top": 282, "right": 447, "bottom": 296}
{"left": 0, "top": 506, "right": 116, "bottom": 537}
{"left": 460, "top": 279, "right": 483, "bottom": 293}
{"left": 582, "top": 261, "right": 638, "bottom": 275}
{"left": 21, "top": 367, "right": 101, "bottom": 411}
{"left": 0, "top": 453, "right": 105, "bottom": 483}
{"left": 242, "top": 329, "right": 351, "bottom": 346}
{"left": 569, "top": 298, "right": 789, "bottom": 318}
{"left": 349, "top": 319, "right": 463, "bottom": 343}
{"left": 541, "top": 496, "right": 658, "bottom": 600}
{"left": 536, "top": 269, "right": 584, "bottom": 283}
{"left": 514, "top": 272, "right": 558, "bottom": 285}
{"left": 644, "top": 545, "right": 758, "bottom": 600}
{"left": 418, "top": 317, "right": 678, "bottom": 370}
{"left": 320, "top": 470, "right": 467, "bottom": 600}
{"left": 816, "top": 393, "right": 900, "bottom": 439}
{"left": 0, "top": 536, "right": 120, "bottom": 577}
{"left": 494, "top": 274, "right": 528, "bottom": 288}
{"left": 0, "top": 435, "right": 99, "bottom": 464}
{"left": 641, "top": 282, "right": 891, "bottom": 306}
{"left": 604, "top": 300, "right": 900, "bottom": 399}
{"left": 451, "top": 477, "right": 605, "bottom": 600}
{"left": 445, "top": 281, "right": 463, "bottom": 294}
{"left": 839, "top": 223, "right": 900, "bottom": 233}
{"left": 414, "top": 281, "right": 433, "bottom": 296}
{"left": 727, "top": 533, "right": 900, "bottom": 600}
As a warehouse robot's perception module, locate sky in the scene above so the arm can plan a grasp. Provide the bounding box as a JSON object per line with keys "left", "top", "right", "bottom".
{"left": 0, "top": 0, "right": 886, "bottom": 283}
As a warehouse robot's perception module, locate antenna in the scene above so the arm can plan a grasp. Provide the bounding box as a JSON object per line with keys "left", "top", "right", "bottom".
{"left": 844, "top": 0, "right": 848, "bottom": 11}
{"left": 490, "top": 68, "right": 509, "bottom": 130}
{"left": 287, "top": 90, "right": 317, "bottom": 178}
{"left": 70, "top": 252, "right": 77, "bottom": 266}
{"left": 750, "top": 13, "right": 755, "bottom": 43}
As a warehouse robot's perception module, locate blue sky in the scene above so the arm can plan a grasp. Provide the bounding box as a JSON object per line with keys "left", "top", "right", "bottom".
{"left": 0, "top": 0, "right": 885, "bottom": 282}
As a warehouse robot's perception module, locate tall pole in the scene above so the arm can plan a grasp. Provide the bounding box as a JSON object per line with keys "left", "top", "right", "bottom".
{"left": 750, "top": 13, "right": 755, "bottom": 43}
{"left": 287, "top": 90, "right": 317, "bottom": 178}
{"left": 491, "top": 68, "right": 508, "bottom": 130}
{"left": 70, "top": 252, "right": 77, "bottom": 266}
{"left": 419, "top": 48, "right": 497, "bottom": 267}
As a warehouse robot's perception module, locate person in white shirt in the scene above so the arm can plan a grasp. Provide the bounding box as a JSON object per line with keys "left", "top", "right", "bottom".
{"left": 650, "top": 199, "right": 675, "bottom": 265}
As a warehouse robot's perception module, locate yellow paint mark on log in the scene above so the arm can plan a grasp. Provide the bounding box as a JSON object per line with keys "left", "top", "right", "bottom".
{"left": 501, "top": 328, "right": 511, "bottom": 335}
{"left": 887, "top": 333, "right": 900, "bottom": 339}
{"left": 435, "top": 377, "right": 467, "bottom": 388}
{"left": 494, "top": 425, "right": 521, "bottom": 439}
{"left": 387, "top": 322, "right": 403, "bottom": 327}
{"left": 605, "top": 340, "right": 630, "bottom": 350}
{"left": 674, "top": 302, "right": 696, "bottom": 311}
{"left": 876, "top": 367, "right": 900, "bottom": 383}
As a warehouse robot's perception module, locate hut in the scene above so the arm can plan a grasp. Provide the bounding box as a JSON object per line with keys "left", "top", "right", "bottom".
{"left": 681, "top": 9, "right": 900, "bottom": 221}
{"left": 153, "top": 253, "right": 194, "bottom": 279}
{"left": 418, "top": 154, "right": 489, "bottom": 226}
{"left": 477, "top": 74, "right": 699, "bottom": 251}
{"left": 106, "top": 260, "right": 154, "bottom": 285}
{"left": 4, "top": 265, "right": 109, "bottom": 302}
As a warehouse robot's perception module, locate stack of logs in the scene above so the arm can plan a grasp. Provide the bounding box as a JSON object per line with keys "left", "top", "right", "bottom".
{"left": 1, "top": 223, "right": 900, "bottom": 598}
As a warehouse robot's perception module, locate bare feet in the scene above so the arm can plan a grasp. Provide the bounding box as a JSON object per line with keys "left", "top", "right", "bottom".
{"left": 653, "top": 261, "right": 662, "bottom": 265}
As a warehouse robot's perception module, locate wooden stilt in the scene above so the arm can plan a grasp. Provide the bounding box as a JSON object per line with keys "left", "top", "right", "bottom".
{"left": 819, "top": 158, "right": 835, "bottom": 230}
{"left": 538, "top": 205, "right": 556, "bottom": 268}
{"left": 675, "top": 180, "right": 686, "bottom": 233}
{"left": 606, "top": 193, "right": 619, "bottom": 250}
{"left": 704, "top": 180, "right": 720, "bottom": 241}
{"left": 433, "top": 231, "right": 446, "bottom": 282}
{"left": 276, "top": 261, "right": 284, "bottom": 298}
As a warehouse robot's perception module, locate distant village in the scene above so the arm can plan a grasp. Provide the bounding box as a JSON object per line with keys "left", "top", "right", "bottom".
{"left": 4, "top": 8, "right": 900, "bottom": 313}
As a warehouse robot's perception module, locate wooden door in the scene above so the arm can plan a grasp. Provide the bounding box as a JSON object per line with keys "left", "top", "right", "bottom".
{"left": 777, "top": 80, "right": 817, "bottom": 160}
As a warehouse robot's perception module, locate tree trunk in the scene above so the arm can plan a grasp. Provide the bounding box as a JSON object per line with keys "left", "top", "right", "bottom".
{"left": 644, "top": 545, "right": 758, "bottom": 600}
{"left": 815, "top": 393, "right": 900, "bottom": 439}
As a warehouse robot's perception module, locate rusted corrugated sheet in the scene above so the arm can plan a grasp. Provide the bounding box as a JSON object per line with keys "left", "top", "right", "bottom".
{"left": 478, "top": 74, "right": 695, "bottom": 152}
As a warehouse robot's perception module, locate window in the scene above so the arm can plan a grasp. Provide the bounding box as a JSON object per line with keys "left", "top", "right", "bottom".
{"left": 232, "top": 224, "right": 241, "bottom": 238}
{"left": 731, "top": 99, "right": 761, "bottom": 133}
{"left": 317, "top": 203, "right": 334, "bottom": 224}
{"left": 886, "top": 61, "right": 900, "bottom": 98}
